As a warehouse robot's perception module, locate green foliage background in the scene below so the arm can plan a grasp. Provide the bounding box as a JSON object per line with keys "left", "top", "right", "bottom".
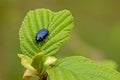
{"left": 0, "top": 0, "right": 120, "bottom": 80}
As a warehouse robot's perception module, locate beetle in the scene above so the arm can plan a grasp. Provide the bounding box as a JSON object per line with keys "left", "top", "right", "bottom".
{"left": 35, "top": 29, "right": 49, "bottom": 43}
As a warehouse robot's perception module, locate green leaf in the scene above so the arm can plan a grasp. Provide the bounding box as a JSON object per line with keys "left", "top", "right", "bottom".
{"left": 19, "top": 9, "right": 74, "bottom": 57}
{"left": 31, "top": 52, "right": 57, "bottom": 74}
{"left": 44, "top": 56, "right": 57, "bottom": 67}
{"left": 18, "top": 54, "right": 36, "bottom": 73}
{"left": 47, "top": 67, "right": 84, "bottom": 80}
{"left": 31, "top": 52, "right": 44, "bottom": 73}
{"left": 47, "top": 56, "right": 120, "bottom": 80}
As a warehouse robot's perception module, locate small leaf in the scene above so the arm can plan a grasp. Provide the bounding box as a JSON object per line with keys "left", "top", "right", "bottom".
{"left": 19, "top": 9, "right": 74, "bottom": 57}
{"left": 47, "top": 56, "right": 120, "bottom": 80}
{"left": 44, "top": 56, "right": 57, "bottom": 67}
{"left": 18, "top": 54, "right": 36, "bottom": 72}
{"left": 31, "top": 52, "right": 44, "bottom": 73}
{"left": 31, "top": 52, "right": 57, "bottom": 74}
{"left": 23, "top": 69, "right": 38, "bottom": 80}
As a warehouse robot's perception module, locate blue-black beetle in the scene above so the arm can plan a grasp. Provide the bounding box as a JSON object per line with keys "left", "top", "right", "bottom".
{"left": 35, "top": 29, "right": 49, "bottom": 43}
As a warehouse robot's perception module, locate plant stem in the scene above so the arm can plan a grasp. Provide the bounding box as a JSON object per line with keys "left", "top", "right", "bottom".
{"left": 39, "top": 74, "right": 47, "bottom": 80}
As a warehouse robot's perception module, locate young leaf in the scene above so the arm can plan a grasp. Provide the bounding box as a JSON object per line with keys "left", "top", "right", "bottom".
{"left": 47, "top": 56, "right": 120, "bottom": 80}
{"left": 19, "top": 9, "right": 74, "bottom": 57}
{"left": 31, "top": 52, "right": 44, "bottom": 73}
{"left": 18, "top": 54, "right": 36, "bottom": 72}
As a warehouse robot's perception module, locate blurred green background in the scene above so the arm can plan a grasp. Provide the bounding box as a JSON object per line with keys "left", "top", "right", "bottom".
{"left": 0, "top": 0, "right": 120, "bottom": 80}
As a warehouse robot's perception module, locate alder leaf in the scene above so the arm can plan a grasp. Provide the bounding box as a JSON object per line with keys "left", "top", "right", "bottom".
{"left": 47, "top": 56, "right": 120, "bottom": 80}
{"left": 19, "top": 9, "right": 74, "bottom": 57}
